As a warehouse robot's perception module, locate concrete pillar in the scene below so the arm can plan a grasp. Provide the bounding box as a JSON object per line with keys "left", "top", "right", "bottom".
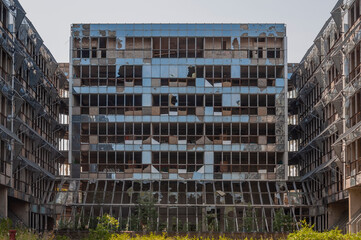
{"left": 348, "top": 188, "right": 361, "bottom": 233}
{"left": 0, "top": 185, "right": 8, "bottom": 218}
{"left": 40, "top": 215, "right": 43, "bottom": 231}
{"left": 35, "top": 214, "right": 39, "bottom": 231}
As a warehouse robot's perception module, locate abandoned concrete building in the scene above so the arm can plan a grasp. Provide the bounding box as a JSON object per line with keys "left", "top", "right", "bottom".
{"left": 289, "top": 0, "right": 361, "bottom": 233}
{"left": 49, "top": 23, "right": 315, "bottom": 233}
{"left": 1, "top": 0, "right": 361, "bottom": 234}
{"left": 0, "top": 0, "right": 67, "bottom": 231}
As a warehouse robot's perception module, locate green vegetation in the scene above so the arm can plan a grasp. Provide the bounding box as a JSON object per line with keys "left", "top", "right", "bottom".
{"left": 132, "top": 192, "right": 158, "bottom": 232}
{"left": 243, "top": 204, "right": 254, "bottom": 232}
{"left": 273, "top": 209, "right": 293, "bottom": 232}
{"left": 86, "top": 217, "right": 361, "bottom": 240}
{"left": 287, "top": 220, "right": 361, "bottom": 240}
{"left": 88, "top": 214, "right": 119, "bottom": 240}
{"left": 0, "top": 218, "right": 11, "bottom": 237}
{"left": 2, "top": 216, "right": 361, "bottom": 240}
{"left": 0, "top": 218, "right": 70, "bottom": 240}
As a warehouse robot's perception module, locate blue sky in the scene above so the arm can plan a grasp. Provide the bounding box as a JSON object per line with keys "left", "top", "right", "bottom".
{"left": 21, "top": 0, "right": 336, "bottom": 63}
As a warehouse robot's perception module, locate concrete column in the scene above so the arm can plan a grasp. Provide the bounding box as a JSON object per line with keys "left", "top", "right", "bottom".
{"left": 349, "top": 188, "right": 361, "bottom": 233}
{"left": 40, "top": 215, "right": 43, "bottom": 231}
{"left": 0, "top": 186, "right": 8, "bottom": 218}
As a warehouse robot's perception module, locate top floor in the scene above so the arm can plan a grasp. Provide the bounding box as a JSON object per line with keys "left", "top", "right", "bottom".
{"left": 291, "top": 0, "right": 361, "bottom": 89}
{"left": 71, "top": 24, "right": 286, "bottom": 60}
{"left": 71, "top": 23, "right": 286, "bottom": 38}
{"left": 0, "top": 0, "right": 67, "bottom": 91}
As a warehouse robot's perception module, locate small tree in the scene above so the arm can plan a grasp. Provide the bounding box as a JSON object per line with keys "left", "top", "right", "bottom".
{"left": 205, "top": 212, "right": 219, "bottom": 232}
{"left": 135, "top": 192, "right": 158, "bottom": 232}
{"left": 89, "top": 214, "right": 119, "bottom": 240}
{"left": 243, "top": 204, "right": 253, "bottom": 232}
{"left": 273, "top": 208, "right": 293, "bottom": 232}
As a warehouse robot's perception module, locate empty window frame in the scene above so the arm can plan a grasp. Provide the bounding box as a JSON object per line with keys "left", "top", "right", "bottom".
{"left": 78, "top": 65, "right": 117, "bottom": 86}
{"left": 82, "top": 151, "right": 143, "bottom": 173}
{"left": 117, "top": 65, "right": 143, "bottom": 86}
{"left": 79, "top": 94, "right": 142, "bottom": 115}
{"left": 74, "top": 37, "right": 116, "bottom": 58}
{"left": 152, "top": 37, "right": 204, "bottom": 58}
{"left": 152, "top": 152, "right": 203, "bottom": 172}
{"left": 239, "top": 94, "right": 275, "bottom": 115}
{"left": 349, "top": 0, "right": 361, "bottom": 27}
{"left": 240, "top": 37, "right": 283, "bottom": 59}
{"left": 0, "top": 2, "right": 8, "bottom": 29}
{"left": 213, "top": 152, "right": 277, "bottom": 174}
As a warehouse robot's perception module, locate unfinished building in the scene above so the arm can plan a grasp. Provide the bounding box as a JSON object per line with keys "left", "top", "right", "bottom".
{"left": 41, "top": 23, "right": 318, "bottom": 232}
{"left": 289, "top": 0, "right": 361, "bottom": 233}
{"left": 0, "top": 0, "right": 67, "bottom": 231}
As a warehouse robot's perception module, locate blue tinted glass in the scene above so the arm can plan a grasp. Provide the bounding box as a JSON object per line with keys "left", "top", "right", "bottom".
{"left": 133, "top": 24, "right": 144, "bottom": 30}
{"left": 222, "top": 24, "right": 232, "bottom": 30}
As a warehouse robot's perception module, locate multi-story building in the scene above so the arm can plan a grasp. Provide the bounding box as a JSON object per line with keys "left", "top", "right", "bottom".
{"left": 46, "top": 23, "right": 314, "bottom": 232}
{"left": 0, "top": 0, "right": 67, "bottom": 231}
{"left": 290, "top": 0, "right": 361, "bottom": 233}
{"left": 3, "top": 0, "right": 359, "bottom": 234}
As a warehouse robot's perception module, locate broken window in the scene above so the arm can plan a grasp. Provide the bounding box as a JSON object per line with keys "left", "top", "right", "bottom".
{"left": 349, "top": 0, "right": 361, "bottom": 27}
{"left": 152, "top": 37, "right": 204, "bottom": 58}
{"left": 222, "top": 41, "right": 227, "bottom": 50}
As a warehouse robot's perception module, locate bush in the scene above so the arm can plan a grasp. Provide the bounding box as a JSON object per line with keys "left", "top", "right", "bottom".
{"left": 287, "top": 220, "right": 361, "bottom": 240}
{"left": 0, "top": 218, "right": 12, "bottom": 237}
{"left": 0, "top": 217, "right": 71, "bottom": 240}
{"left": 88, "top": 214, "right": 119, "bottom": 240}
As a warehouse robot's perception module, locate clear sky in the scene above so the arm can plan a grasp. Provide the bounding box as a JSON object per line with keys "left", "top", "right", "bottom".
{"left": 21, "top": 0, "right": 336, "bottom": 64}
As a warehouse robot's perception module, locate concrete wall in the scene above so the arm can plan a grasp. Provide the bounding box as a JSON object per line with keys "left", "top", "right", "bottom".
{"left": 327, "top": 200, "right": 348, "bottom": 229}
{"left": 8, "top": 197, "right": 30, "bottom": 227}
{"left": 0, "top": 185, "right": 8, "bottom": 218}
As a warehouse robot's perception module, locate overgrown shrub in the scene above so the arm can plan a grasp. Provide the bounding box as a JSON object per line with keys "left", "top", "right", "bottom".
{"left": 0, "top": 217, "right": 70, "bottom": 240}
{"left": 88, "top": 214, "right": 120, "bottom": 240}
{"left": 0, "top": 218, "right": 12, "bottom": 237}
{"left": 3, "top": 216, "right": 361, "bottom": 240}
{"left": 287, "top": 220, "right": 361, "bottom": 240}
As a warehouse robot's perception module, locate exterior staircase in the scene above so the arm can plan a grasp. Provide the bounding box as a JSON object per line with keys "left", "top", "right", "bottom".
{"left": 8, "top": 209, "right": 28, "bottom": 228}
{"left": 348, "top": 208, "right": 361, "bottom": 233}
{"left": 328, "top": 211, "right": 349, "bottom": 233}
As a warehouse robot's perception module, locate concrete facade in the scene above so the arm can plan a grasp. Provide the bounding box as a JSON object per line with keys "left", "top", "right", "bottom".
{"left": 290, "top": 0, "right": 361, "bottom": 233}
{"left": 0, "top": 0, "right": 67, "bottom": 231}
{"left": 41, "top": 23, "right": 317, "bottom": 233}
